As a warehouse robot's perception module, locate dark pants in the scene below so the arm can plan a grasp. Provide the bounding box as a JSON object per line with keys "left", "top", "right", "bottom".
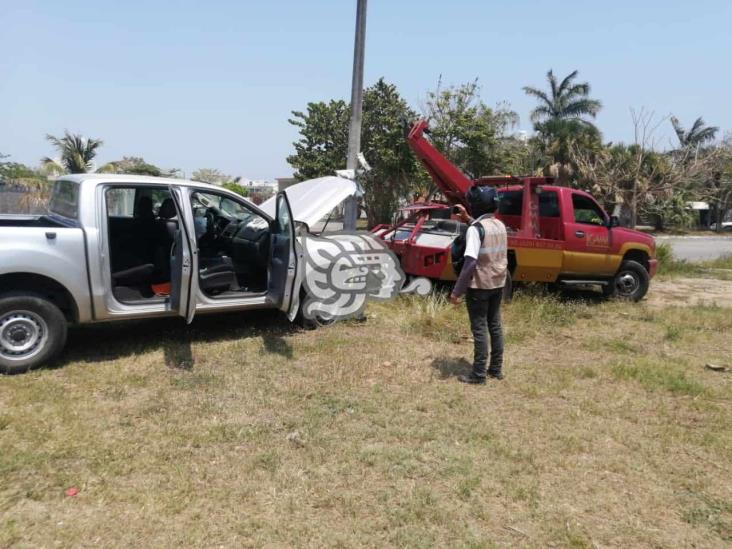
{"left": 466, "top": 287, "right": 504, "bottom": 378}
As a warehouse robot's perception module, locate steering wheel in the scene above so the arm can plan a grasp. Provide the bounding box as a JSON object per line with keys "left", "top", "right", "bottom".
{"left": 205, "top": 208, "right": 218, "bottom": 238}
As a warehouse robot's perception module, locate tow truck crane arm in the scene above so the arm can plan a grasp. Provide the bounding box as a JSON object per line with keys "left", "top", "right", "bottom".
{"left": 405, "top": 119, "right": 543, "bottom": 239}
{"left": 406, "top": 119, "right": 473, "bottom": 208}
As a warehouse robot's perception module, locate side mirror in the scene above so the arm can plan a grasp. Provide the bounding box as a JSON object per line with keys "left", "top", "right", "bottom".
{"left": 608, "top": 215, "right": 620, "bottom": 228}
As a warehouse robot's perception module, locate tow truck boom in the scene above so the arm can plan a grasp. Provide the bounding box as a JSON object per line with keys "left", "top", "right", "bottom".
{"left": 406, "top": 120, "right": 473, "bottom": 207}
{"left": 406, "top": 119, "right": 543, "bottom": 239}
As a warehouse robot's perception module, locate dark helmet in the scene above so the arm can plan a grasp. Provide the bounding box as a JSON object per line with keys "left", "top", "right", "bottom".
{"left": 465, "top": 185, "right": 498, "bottom": 217}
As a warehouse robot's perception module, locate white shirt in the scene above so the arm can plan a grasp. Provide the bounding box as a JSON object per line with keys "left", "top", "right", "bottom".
{"left": 464, "top": 214, "right": 491, "bottom": 260}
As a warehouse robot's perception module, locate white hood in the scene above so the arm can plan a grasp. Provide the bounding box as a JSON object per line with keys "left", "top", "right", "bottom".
{"left": 259, "top": 176, "right": 359, "bottom": 228}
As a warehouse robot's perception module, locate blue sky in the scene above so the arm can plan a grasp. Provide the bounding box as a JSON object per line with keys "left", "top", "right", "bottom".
{"left": 2, "top": 0, "right": 730, "bottom": 179}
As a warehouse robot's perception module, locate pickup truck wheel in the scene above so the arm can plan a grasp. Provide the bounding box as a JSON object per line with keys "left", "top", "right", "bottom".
{"left": 296, "top": 309, "right": 336, "bottom": 330}
{"left": 607, "top": 260, "right": 650, "bottom": 302}
{"left": 0, "top": 294, "right": 67, "bottom": 374}
{"left": 294, "top": 293, "right": 336, "bottom": 330}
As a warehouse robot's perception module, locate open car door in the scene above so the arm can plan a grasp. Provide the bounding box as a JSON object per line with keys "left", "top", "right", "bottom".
{"left": 268, "top": 191, "right": 299, "bottom": 320}
{"left": 169, "top": 187, "right": 198, "bottom": 324}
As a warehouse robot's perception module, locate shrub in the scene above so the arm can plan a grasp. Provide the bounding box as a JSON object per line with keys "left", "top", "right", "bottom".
{"left": 221, "top": 182, "right": 249, "bottom": 197}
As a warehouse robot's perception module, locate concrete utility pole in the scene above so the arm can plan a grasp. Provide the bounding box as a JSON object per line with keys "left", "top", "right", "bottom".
{"left": 343, "top": 0, "right": 367, "bottom": 231}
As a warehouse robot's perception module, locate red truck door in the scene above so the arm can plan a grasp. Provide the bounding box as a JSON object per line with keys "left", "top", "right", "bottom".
{"left": 563, "top": 192, "right": 615, "bottom": 275}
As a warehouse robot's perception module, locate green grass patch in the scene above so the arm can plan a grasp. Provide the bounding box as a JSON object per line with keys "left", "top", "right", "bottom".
{"left": 657, "top": 243, "right": 732, "bottom": 279}
{"left": 664, "top": 324, "right": 683, "bottom": 341}
{"left": 585, "top": 336, "right": 639, "bottom": 354}
{"left": 611, "top": 358, "right": 705, "bottom": 396}
{"left": 703, "top": 254, "right": 732, "bottom": 270}
{"left": 396, "top": 288, "right": 590, "bottom": 347}
{"left": 681, "top": 493, "right": 732, "bottom": 541}
{"left": 509, "top": 290, "right": 588, "bottom": 327}
{"left": 656, "top": 243, "right": 702, "bottom": 276}
{"left": 658, "top": 303, "right": 732, "bottom": 333}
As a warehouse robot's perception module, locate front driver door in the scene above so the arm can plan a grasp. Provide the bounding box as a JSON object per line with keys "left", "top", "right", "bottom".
{"left": 169, "top": 186, "right": 198, "bottom": 324}
{"left": 268, "top": 191, "right": 299, "bottom": 319}
{"left": 563, "top": 192, "right": 613, "bottom": 275}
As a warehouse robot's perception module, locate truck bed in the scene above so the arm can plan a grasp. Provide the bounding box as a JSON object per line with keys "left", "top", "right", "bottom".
{"left": 0, "top": 224, "right": 91, "bottom": 321}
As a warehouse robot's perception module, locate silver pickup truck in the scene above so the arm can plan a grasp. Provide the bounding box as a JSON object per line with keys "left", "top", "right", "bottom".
{"left": 0, "top": 174, "right": 357, "bottom": 374}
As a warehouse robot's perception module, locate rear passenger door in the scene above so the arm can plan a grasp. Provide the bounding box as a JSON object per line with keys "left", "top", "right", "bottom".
{"left": 563, "top": 193, "right": 614, "bottom": 275}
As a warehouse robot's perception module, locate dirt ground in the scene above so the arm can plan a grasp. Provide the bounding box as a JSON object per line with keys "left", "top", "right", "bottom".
{"left": 648, "top": 276, "right": 732, "bottom": 308}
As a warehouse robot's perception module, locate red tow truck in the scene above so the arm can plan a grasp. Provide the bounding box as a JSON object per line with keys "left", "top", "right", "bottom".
{"left": 371, "top": 120, "right": 658, "bottom": 301}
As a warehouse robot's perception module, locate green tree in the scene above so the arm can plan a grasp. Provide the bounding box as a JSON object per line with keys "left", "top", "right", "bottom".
{"left": 668, "top": 117, "right": 727, "bottom": 230}
{"left": 221, "top": 181, "right": 250, "bottom": 197}
{"left": 491, "top": 135, "right": 538, "bottom": 176}
{"left": 97, "top": 156, "right": 177, "bottom": 177}
{"left": 523, "top": 70, "right": 602, "bottom": 177}
{"left": 0, "top": 154, "right": 52, "bottom": 212}
{"left": 287, "top": 78, "right": 420, "bottom": 227}
{"left": 360, "top": 79, "right": 423, "bottom": 227}
{"left": 287, "top": 100, "right": 350, "bottom": 180}
{"left": 524, "top": 69, "right": 602, "bottom": 128}
{"left": 670, "top": 116, "right": 718, "bottom": 149}
{"left": 0, "top": 157, "right": 39, "bottom": 182}
{"left": 685, "top": 138, "right": 732, "bottom": 232}
{"left": 41, "top": 131, "right": 103, "bottom": 174}
{"left": 424, "top": 79, "right": 519, "bottom": 180}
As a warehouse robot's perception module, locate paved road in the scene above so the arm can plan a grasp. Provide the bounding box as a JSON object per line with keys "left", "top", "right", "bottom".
{"left": 655, "top": 235, "right": 732, "bottom": 261}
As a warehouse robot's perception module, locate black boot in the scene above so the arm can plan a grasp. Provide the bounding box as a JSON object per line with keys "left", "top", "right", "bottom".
{"left": 487, "top": 368, "right": 503, "bottom": 380}
{"left": 458, "top": 372, "right": 486, "bottom": 385}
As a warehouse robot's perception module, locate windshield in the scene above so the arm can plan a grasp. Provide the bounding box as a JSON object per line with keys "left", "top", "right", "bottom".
{"left": 191, "top": 192, "right": 251, "bottom": 220}
{"left": 190, "top": 191, "right": 268, "bottom": 236}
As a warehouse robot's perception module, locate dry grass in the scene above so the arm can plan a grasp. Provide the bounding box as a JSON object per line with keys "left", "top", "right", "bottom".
{"left": 1, "top": 288, "right": 731, "bottom": 547}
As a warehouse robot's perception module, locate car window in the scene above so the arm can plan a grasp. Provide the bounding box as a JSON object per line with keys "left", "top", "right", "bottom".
{"left": 191, "top": 191, "right": 268, "bottom": 238}
{"left": 48, "top": 180, "right": 80, "bottom": 219}
{"left": 498, "top": 190, "right": 560, "bottom": 218}
{"left": 150, "top": 189, "right": 170, "bottom": 215}
{"left": 572, "top": 193, "right": 606, "bottom": 225}
{"left": 106, "top": 188, "right": 136, "bottom": 217}
{"left": 191, "top": 191, "right": 253, "bottom": 220}
{"left": 539, "top": 191, "right": 560, "bottom": 218}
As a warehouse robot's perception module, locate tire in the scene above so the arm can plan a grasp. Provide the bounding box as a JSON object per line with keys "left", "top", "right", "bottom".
{"left": 605, "top": 260, "right": 650, "bottom": 302}
{"left": 294, "top": 290, "right": 336, "bottom": 330}
{"left": 295, "top": 308, "right": 336, "bottom": 330}
{"left": 0, "top": 293, "right": 68, "bottom": 374}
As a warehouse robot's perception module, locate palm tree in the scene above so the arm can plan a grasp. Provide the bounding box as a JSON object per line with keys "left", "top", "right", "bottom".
{"left": 670, "top": 116, "right": 718, "bottom": 148}
{"left": 523, "top": 69, "right": 602, "bottom": 128}
{"left": 523, "top": 70, "right": 602, "bottom": 178}
{"left": 41, "top": 131, "right": 103, "bottom": 174}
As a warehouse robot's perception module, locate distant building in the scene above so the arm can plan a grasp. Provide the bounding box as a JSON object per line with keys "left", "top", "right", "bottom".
{"left": 243, "top": 179, "right": 277, "bottom": 194}
{"left": 276, "top": 177, "right": 297, "bottom": 192}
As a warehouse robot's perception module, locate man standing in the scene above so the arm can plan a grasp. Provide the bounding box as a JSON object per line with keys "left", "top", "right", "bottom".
{"left": 449, "top": 185, "right": 508, "bottom": 385}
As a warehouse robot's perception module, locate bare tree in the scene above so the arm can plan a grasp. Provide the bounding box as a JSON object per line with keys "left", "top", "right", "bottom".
{"left": 571, "top": 108, "right": 666, "bottom": 227}
{"left": 628, "top": 108, "right": 667, "bottom": 227}
{"left": 572, "top": 107, "right": 730, "bottom": 230}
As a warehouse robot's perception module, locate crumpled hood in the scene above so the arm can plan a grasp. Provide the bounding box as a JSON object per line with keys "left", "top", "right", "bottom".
{"left": 259, "top": 176, "right": 360, "bottom": 228}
